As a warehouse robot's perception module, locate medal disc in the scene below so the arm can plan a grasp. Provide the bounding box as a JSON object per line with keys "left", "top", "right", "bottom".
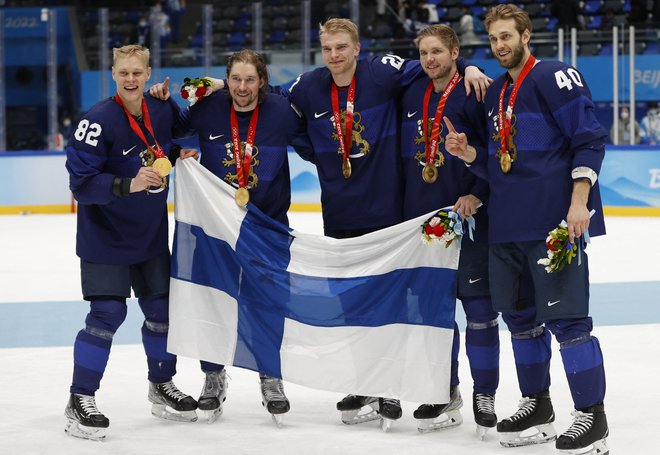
{"left": 500, "top": 153, "right": 512, "bottom": 174}
{"left": 342, "top": 158, "right": 352, "bottom": 179}
{"left": 422, "top": 163, "right": 438, "bottom": 184}
{"left": 235, "top": 187, "right": 250, "bottom": 207}
{"left": 152, "top": 157, "right": 172, "bottom": 177}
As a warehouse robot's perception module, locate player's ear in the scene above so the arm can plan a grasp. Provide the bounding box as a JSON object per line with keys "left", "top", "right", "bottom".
{"left": 146, "top": 66, "right": 152, "bottom": 81}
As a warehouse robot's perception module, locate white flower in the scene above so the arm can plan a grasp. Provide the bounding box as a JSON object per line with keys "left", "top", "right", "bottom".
{"left": 429, "top": 217, "right": 441, "bottom": 227}
{"left": 537, "top": 258, "right": 551, "bottom": 266}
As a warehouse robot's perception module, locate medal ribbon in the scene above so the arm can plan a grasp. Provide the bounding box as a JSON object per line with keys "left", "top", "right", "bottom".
{"left": 331, "top": 76, "right": 356, "bottom": 162}
{"left": 498, "top": 54, "right": 536, "bottom": 156}
{"left": 114, "top": 95, "right": 164, "bottom": 158}
{"left": 230, "top": 104, "right": 260, "bottom": 189}
{"left": 422, "top": 70, "right": 461, "bottom": 166}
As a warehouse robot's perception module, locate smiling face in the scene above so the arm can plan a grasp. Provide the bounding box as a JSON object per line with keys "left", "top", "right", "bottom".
{"left": 112, "top": 55, "right": 150, "bottom": 113}
{"left": 487, "top": 18, "right": 530, "bottom": 72}
{"left": 321, "top": 31, "right": 360, "bottom": 85}
{"left": 227, "top": 61, "right": 264, "bottom": 112}
{"left": 418, "top": 35, "right": 458, "bottom": 86}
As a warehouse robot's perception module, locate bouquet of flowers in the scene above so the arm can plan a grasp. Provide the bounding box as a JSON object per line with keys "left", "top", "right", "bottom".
{"left": 537, "top": 221, "right": 577, "bottom": 273}
{"left": 421, "top": 210, "right": 463, "bottom": 247}
{"left": 180, "top": 77, "right": 214, "bottom": 106}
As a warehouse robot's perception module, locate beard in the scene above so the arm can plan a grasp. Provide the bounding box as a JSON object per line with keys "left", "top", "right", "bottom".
{"left": 498, "top": 40, "right": 526, "bottom": 69}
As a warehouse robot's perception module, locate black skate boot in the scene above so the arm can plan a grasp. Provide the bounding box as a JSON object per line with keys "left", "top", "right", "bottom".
{"left": 473, "top": 392, "right": 497, "bottom": 440}
{"left": 64, "top": 393, "right": 110, "bottom": 441}
{"left": 198, "top": 370, "right": 228, "bottom": 424}
{"left": 497, "top": 390, "right": 556, "bottom": 447}
{"left": 149, "top": 380, "right": 198, "bottom": 422}
{"left": 336, "top": 394, "right": 380, "bottom": 425}
{"left": 378, "top": 398, "right": 402, "bottom": 432}
{"left": 260, "top": 375, "right": 290, "bottom": 427}
{"left": 413, "top": 386, "right": 463, "bottom": 433}
{"left": 556, "top": 403, "right": 609, "bottom": 454}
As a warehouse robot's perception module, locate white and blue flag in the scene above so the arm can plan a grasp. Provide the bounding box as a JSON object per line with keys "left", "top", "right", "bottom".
{"left": 168, "top": 159, "right": 459, "bottom": 403}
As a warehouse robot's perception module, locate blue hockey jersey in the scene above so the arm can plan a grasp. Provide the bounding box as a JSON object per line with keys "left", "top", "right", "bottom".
{"left": 479, "top": 60, "right": 606, "bottom": 243}
{"left": 66, "top": 95, "right": 182, "bottom": 265}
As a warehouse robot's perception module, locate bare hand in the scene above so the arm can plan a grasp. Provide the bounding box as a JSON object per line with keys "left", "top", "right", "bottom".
{"left": 443, "top": 116, "right": 473, "bottom": 162}
{"left": 453, "top": 194, "right": 481, "bottom": 219}
{"left": 179, "top": 148, "right": 199, "bottom": 160}
{"left": 149, "top": 76, "right": 170, "bottom": 100}
{"left": 464, "top": 66, "right": 493, "bottom": 102}
{"left": 130, "top": 166, "right": 163, "bottom": 192}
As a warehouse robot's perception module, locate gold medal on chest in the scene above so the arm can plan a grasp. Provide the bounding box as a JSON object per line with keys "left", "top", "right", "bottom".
{"left": 235, "top": 187, "right": 250, "bottom": 207}
{"left": 422, "top": 163, "right": 438, "bottom": 183}
{"left": 152, "top": 157, "right": 172, "bottom": 177}
{"left": 500, "top": 152, "right": 512, "bottom": 174}
{"left": 342, "top": 158, "right": 352, "bottom": 179}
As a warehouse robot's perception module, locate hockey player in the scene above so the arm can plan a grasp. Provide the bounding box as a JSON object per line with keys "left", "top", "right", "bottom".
{"left": 400, "top": 24, "right": 499, "bottom": 439}
{"left": 64, "top": 44, "right": 198, "bottom": 441}
{"left": 150, "top": 49, "right": 311, "bottom": 426}
{"left": 444, "top": 4, "right": 609, "bottom": 454}
{"left": 284, "top": 18, "right": 491, "bottom": 432}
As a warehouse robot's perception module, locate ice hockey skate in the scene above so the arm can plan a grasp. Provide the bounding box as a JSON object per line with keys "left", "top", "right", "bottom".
{"left": 378, "top": 398, "right": 402, "bottom": 432}
{"left": 556, "top": 404, "right": 609, "bottom": 455}
{"left": 64, "top": 393, "right": 109, "bottom": 441}
{"left": 336, "top": 394, "right": 380, "bottom": 425}
{"left": 413, "top": 386, "right": 463, "bottom": 433}
{"left": 148, "top": 380, "right": 198, "bottom": 422}
{"left": 198, "top": 370, "right": 228, "bottom": 424}
{"left": 473, "top": 392, "right": 497, "bottom": 440}
{"left": 260, "top": 376, "right": 290, "bottom": 427}
{"left": 497, "top": 390, "right": 557, "bottom": 447}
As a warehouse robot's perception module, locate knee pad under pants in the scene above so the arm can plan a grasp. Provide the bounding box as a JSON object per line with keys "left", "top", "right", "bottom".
{"left": 139, "top": 294, "right": 177, "bottom": 383}
{"left": 502, "top": 308, "right": 552, "bottom": 397}
{"left": 462, "top": 296, "right": 499, "bottom": 394}
{"left": 547, "top": 317, "right": 606, "bottom": 409}
{"left": 71, "top": 298, "right": 127, "bottom": 395}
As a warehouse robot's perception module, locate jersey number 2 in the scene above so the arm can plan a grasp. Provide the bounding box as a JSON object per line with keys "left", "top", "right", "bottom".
{"left": 74, "top": 119, "right": 102, "bottom": 147}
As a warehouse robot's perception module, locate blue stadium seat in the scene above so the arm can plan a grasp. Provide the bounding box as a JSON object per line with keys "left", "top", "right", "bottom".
{"left": 586, "top": 15, "right": 603, "bottom": 29}
{"left": 583, "top": 0, "right": 603, "bottom": 14}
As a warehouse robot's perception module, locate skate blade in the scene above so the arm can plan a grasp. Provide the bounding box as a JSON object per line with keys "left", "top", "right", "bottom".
{"left": 340, "top": 404, "right": 380, "bottom": 425}
{"left": 558, "top": 438, "right": 609, "bottom": 455}
{"left": 499, "top": 422, "right": 557, "bottom": 447}
{"left": 65, "top": 419, "right": 107, "bottom": 441}
{"left": 476, "top": 424, "right": 490, "bottom": 441}
{"left": 151, "top": 404, "right": 198, "bottom": 423}
{"left": 380, "top": 417, "right": 395, "bottom": 433}
{"left": 416, "top": 409, "right": 463, "bottom": 433}
{"left": 203, "top": 407, "right": 223, "bottom": 424}
{"left": 271, "top": 414, "right": 284, "bottom": 428}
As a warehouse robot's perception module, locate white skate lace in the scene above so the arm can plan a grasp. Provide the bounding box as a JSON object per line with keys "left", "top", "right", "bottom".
{"left": 562, "top": 410, "right": 593, "bottom": 439}
{"left": 201, "top": 371, "right": 226, "bottom": 398}
{"left": 261, "top": 377, "right": 286, "bottom": 402}
{"left": 78, "top": 395, "right": 103, "bottom": 416}
{"left": 160, "top": 381, "right": 188, "bottom": 401}
{"left": 475, "top": 394, "right": 495, "bottom": 415}
{"left": 508, "top": 397, "right": 536, "bottom": 421}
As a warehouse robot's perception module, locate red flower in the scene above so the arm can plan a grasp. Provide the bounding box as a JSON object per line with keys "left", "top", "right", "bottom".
{"left": 195, "top": 86, "right": 206, "bottom": 97}
{"left": 547, "top": 239, "right": 561, "bottom": 251}
{"left": 424, "top": 224, "right": 433, "bottom": 235}
{"left": 181, "top": 89, "right": 189, "bottom": 99}
{"left": 433, "top": 224, "right": 445, "bottom": 237}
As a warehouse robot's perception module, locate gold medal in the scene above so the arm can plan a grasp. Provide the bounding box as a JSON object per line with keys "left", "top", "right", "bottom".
{"left": 422, "top": 163, "right": 438, "bottom": 184}
{"left": 152, "top": 157, "right": 172, "bottom": 177}
{"left": 342, "top": 158, "right": 352, "bottom": 179}
{"left": 500, "top": 152, "right": 512, "bottom": 174}
{"left": 235, "top": 187, "right": 249, "bottom": 207}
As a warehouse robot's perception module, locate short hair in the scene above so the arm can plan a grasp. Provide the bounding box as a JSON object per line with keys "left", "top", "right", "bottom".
{"left": 112, "top": 44, "right": 150, "bottom": 67}
{"left": 484, "top": 4, "right": 532, "bottom": 36}
{"left": 319, "top": 18, "right": 359, "bottom": 44}
{"left": 226, "top": 49, "right": 269, "bottom": 104}
{"left": 414, "top": 24, "right": 460, "bottom": 51}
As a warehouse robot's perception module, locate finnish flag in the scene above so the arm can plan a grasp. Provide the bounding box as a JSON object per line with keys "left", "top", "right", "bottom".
{"left": 168, "top": 159, "right": 458, "bottom": 403}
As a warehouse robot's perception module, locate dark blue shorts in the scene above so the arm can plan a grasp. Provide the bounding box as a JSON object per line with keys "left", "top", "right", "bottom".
{"left": 488, "top": 241, "right": 590, "bottom": 321}
{"left": 457, "top": 239, "right": 490, "bottom": 297}
{"left": 80, "top": 253, "right": 170, "bottom": 300}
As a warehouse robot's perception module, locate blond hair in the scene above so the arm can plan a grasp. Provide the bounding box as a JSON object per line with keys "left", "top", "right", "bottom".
{"left": 319, "top": 18, "right": 359, "bottom": 44}
{"left": 484, "top": 4, "right": 532, "bottom": 36}
{"left": 112, "top": 44, "right": 150, "bottom": 67}
{"left": 414, "top": 24, "right": 460, "bottom": 51}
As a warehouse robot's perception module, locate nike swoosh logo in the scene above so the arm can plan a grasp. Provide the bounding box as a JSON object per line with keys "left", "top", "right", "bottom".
{"left": 468, "top": 278, "right": 482, "bottom": 284}
{"left": 488, "top": 107, "right": 495, "bottom": 117}
{"left": 547, "top": 300, "right": 560, "bottom": 307}
{"left": 407, "top": 111, "right": 417, "bottom": 118}
{"left": 209, "top": 133, "right": 224, "bottom": 140}
{"left": 314, "top": 111, "right": 328, "bottom": 118}
{"left": 122, "top": 146, "right": 136, "bottom": 156}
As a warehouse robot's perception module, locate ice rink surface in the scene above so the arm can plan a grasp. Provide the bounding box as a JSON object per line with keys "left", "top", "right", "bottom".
{"left": 1, "top": 213, "right": 659, "bottom": 454}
